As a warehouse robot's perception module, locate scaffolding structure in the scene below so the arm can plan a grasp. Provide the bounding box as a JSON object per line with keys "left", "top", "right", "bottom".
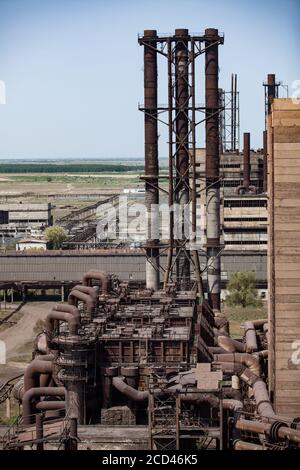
{"left": 138, "top": 29, "right": 224, "bottom": 309}
{"left": 219, "top": 74, "right": 240, "bottom": 152}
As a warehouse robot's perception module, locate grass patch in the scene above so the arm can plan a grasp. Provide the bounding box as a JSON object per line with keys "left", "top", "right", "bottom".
{"left": 224, "top": 304, "right": 267, "bottom": 338}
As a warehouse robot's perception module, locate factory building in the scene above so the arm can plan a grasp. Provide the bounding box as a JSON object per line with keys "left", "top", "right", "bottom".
{"left": 196, "top": 149, "right": 267, "bottom": 252}
{"left": 0, "top": 203, "right": 52, "bottom": 240}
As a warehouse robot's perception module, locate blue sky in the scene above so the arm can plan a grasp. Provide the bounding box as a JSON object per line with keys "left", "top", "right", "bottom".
{"left": 0, "top": 0, "right": 299, "bottom": 160}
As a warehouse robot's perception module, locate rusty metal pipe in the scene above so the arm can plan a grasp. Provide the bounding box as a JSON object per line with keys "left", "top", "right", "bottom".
{"left": 214, "top": 353, "right": 261, "bottom": 376}
{"left": 233, "top": 439, "right": 265, "bottom": 451}
{"left": 36, "top": 332, "right": 47, "bottom": 354}
{"left": 213, "top": 362, "right": 275, "bottom": 418}
{"left": 22, "top": 386, "right": 65, "bottom": 425}
{"left": 53, "top": 303, "right": 81, "bottom": 316}
{"left": 24, "top": 360, "right": 53, "bottom": 393}
{"left": 36, "top": 412, "right": 44, "bottom": 451}
{"left": 267, "top": 74, "right": 277, "bottom": 114}
{"left": 46, "top": 309, "right": 80, "bottom": 337}
{"left": 69, "top": 417, "right": 78, "bottom": 450}
{"left": 112, "top": 376, "right": 148, "bottom": 401}
{"left": 205, "top": 28, "right": 221, "bottom": 311}
{"left": 251, "top": 319, "right": 268, "bottom": 329}
{"left": 35, "top": 354, "right": 55, "bottom": 389}
{"left": 35, "top": 401, "right": 66, "bottom": 411}
{"left": 68, "top": 289, "right": 95, "bottom": 320}
{"left": 12, "top": 378, "right": 24, "bottom": 402}
{"left": 217, "top": 335, "right": 246, "bottom": 353}
{"left": 243, "top": 321, "right": 258, "bottom": 352}
{"left": 222, "top": 399, "right": 243, "bottom": 411}
{"left": 82, "top": 270, "right": 109, "bottom": 293}
{"left": 143, "top": 29, "right": 160, "bottom": 290}
{"left": 243, "top": 133, "right": 251, "bottom": 190}
{"left": 263, "top": 323, "right": 269, "bottom": 345}
{"left": 72, "top": 284, "right": 99, "bottom": 302}
{"left": 236, "top": 418, "right": 300, "bottom": 444}
{"left": 208, "top": 346, "right": 227, "bottom": 354}
{"left": 263, "top": 130, "right": 268, "bottom": 192}
{"left": 236, "top": 365, "right": 275, "bottom": 418}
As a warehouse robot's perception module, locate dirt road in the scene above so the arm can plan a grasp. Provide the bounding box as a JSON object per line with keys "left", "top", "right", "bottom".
{"left": 0, "top": 301, "right": 55, "bottom": 361}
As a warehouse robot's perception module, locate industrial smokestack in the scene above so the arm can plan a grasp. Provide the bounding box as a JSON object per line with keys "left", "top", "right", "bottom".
{"left": 174, "top": 28, "right": 190, "bottom": 289}
{"left": 231, "top": 73, "right": 238, "bottom": 152}
{"left": 267, "top": 74, "right": 277, "bottom": 114}
{"left": 143, "top": 29, "right": 159, "bottom": 290}
{"left": 243, "top": 132, "right": 251, "bottom": 190}
{"left": 205, "top": 28, "right": 221, "bottom": 311}
{"left": 264, "top": 74, "right": 279, "bottom": 129}
{"left": 263, "top": 130, "right": 268, "bottom": 193}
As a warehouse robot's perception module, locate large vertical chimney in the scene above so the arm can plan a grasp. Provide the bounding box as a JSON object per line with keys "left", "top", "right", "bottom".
{"left": 143, "top": 30, "right": 159, "bottom": 290}
{"left": 205, "top": 28, "right": 221, "bottom": 311}
{"left": 267, "top": 74, "right": 277, "bottom": 114}
{"left": 243, "top": 132, "right": 251, "bottom": 190}
{"left": 263, "top": 130, "right": 268, "bottom": 193}
{"left": 175, "top": 28, "right": 190, "bottom": 289}
{"left": 263, "top": 74, "right": 278, "bottom": 192}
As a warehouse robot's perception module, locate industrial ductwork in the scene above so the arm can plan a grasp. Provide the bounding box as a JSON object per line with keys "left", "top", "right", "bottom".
{"left": 217, "top": 335, "right": 246, "bottom": 353}
{"left": 22, "top": 386, "right": 65, "bottom": 425}
{"left": 46, "top": 307, "right": 80, "bottom": 338}
{"left": 24, "top": 359, "right": 54, "bottom": 393}
{"left": 214, "top": 353, "right": 261, "bottom": 376}
{"left": 82, "top": 271, "right": 109, "bottom": 294}
{"left": 68, "top": 289, "right": 95, "bottom": 320}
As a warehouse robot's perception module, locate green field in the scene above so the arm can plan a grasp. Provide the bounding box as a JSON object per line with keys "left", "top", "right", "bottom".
{"left": 6, "top": 174, "right": 140, "bottom": 187}
{"left": 0, "top": 163, "right": 145, "bottom": 173}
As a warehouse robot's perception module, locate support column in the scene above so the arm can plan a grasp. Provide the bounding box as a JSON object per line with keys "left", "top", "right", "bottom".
{"left": 175, "top": 28, "right": 190, "bottom": 289}
{"left": 143, "top": 29, "right": 159, "bottom": 290}
{"left": 36, "top": 413, "right": 44, "bottom": 451}
{"left": 205, "top": 28, "right": 221, "bottom": 311}
{"left": 67, "top": 417, "right": 78, "bottom": 451}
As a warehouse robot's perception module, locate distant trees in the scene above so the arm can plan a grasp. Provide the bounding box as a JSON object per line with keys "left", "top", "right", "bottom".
{"left": 45, "top": 226, "right": 67, "bottom": 249}
{"left": 0, "top": 163, "right": 144, "bottom": 173}
{"left": 225, "top": 272, "right": 262, "bottom": 308}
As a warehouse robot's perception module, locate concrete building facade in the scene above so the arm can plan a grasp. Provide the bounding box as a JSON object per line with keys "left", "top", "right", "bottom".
{"left": 268, "top": 98, "right": 300, "bottom": 417}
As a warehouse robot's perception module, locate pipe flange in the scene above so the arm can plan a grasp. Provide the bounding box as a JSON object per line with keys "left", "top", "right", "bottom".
{"left": 269, "top": 421, "right": 286, "bottom": 443}
{"left": 120, "top": 366, "right": 139, "bottom": 377}
{"left": 291, "top": 417, "right": 300, "bottom": 430}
